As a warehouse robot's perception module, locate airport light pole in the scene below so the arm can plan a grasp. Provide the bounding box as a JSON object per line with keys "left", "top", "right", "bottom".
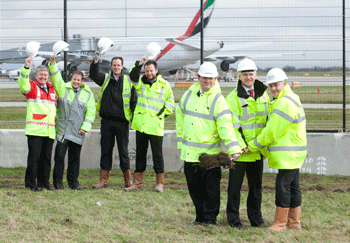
{"left": 200, "top": 0, "right": 204, "bottom": 65}
{"left": 63, "top": 0, "right": 68, "bottom": 82}
{"left": 342, "top": 0, "right": 346, "bottom": 132}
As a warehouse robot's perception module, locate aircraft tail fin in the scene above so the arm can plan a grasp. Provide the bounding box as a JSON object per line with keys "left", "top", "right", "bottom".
{"left": 176, "top": 0, "right": 216, "bottom": 41}
{"left": 156, "top": 0, "right": 216, "bottom": 61}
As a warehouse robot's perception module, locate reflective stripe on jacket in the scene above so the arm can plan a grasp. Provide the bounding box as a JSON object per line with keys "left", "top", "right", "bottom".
{"left": 96, "top": 73, "right": 133, "bottom": 121}
{"left": 18, "top": 66, "right": 56, "bottom": 139}
{"left": 130, "top": 67, "right": 174, "bottom": 136}
{"left": 248, "top": 84, "right": 307, "bottom": 169}
{"left": 176, "top": 80, "right": 242, "bottom": 162}
{"left": 49, "top": 63, "right": 96, "bottom": 145}
{"left": 225, "top": 79, "right": 270, "bottom": 162}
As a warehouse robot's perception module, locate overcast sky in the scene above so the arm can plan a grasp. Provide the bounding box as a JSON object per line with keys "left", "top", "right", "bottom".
{"left": 1, "top": 0, "right": 349, "bottom": 68}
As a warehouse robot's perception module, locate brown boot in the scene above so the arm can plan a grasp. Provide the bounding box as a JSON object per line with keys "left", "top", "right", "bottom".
{"left": 122, "top": 170, "right": 133, "bottom": 188}
{"left": 124, "top": 172, "right": 143, "bottom": 192}
{"left": 268, "top": 207, "right": 289, "bottom": 232}
{"left": 155, "top": 173, "right": 164, "bottom": 193}
{"left": 287, "top": 206, "right": 302, "bottom": 230}
{"left": 92, "top": 169, "right": 110, "bottom": 189}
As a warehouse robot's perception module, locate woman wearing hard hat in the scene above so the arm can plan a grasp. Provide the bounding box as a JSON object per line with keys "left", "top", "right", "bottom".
{"left": 247, "top": 68, "right": 307, "bottom": 231}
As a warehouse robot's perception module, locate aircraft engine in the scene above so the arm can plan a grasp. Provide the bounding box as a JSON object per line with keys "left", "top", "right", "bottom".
{"left": 169, "top": 69, "right": 178, "bottom": 75}
{"left": 220, "top": 61, "right": 230, "bottom": 72}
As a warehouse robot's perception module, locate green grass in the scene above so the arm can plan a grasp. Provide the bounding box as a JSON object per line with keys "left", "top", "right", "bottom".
{"left": 1, "top": 168, "right": 350, "bottom": 242}
{"left": 2, "top": 86, "right": 350, "bottom": 104}
{"left": 1, "top": 86, "right": 350, "bottom": 131}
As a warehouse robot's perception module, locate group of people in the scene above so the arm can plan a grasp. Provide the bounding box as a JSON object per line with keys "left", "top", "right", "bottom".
{"left": 19, "top": 52, "right": 306, "bottom": 232}
{"left": 175, "top": 58, "right": 307, "bottom": 231}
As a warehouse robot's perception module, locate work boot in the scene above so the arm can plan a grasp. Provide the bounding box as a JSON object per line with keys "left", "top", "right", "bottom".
{"left": 267, "top": 207, "right": 289, "bottom": 232}
{"left": 122, "top": 170, "right": 133, "bottom": 188}
{"left": 92, "top": 169, "right": 110, "bottom": 189}
{"left": 124, "top": 172, "right": 143, "bottom": 192}
{"left": 155, "top": 173, "right": 164, "bottom": 193}
{"left": 286, "top": 206, "right": 302, "bottom": 230}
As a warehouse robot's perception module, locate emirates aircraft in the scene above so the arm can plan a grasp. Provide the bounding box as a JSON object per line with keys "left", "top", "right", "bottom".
{"left": 0, "top": 0, "right": 266, "bottom": 77}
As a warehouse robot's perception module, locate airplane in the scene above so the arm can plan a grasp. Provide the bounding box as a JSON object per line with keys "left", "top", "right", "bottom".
{"left": 0, "top": 0, "right": 268, "bottom": 78}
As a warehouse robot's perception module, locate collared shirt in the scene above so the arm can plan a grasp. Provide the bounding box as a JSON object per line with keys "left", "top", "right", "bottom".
{"left": 197, "top": 88, "right": 206, "bottom": 97}
{"left": 242, "top": 84, "right": 254, "bottom": 97}
{"left": 113, "top": 74, "right": 120, "bottom": 81}
{"left": 41, "top": 85, "right": 48, "bottom": 94}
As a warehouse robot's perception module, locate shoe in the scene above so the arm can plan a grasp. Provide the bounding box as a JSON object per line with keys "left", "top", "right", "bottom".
{"left": 54, "top": 183, "right": 64, "bottom": 190}
{"left": 188, "top": 221, "right": 202, "bottom": 226}
{"left": 202, "top": 221, "right": 216, "bottom": 226}
{"left": 230, "top": 223, "right": 244, "bottom": 230}
{"left": 251, "top": 222, "right": 266, "bottom": 227}
{"left": 268, "top": 207, "right": 289, "bottom": 232}
{"left": 30, "top": 187, "right": 41, "bottom": 192}
{"left": 70, "top": 185, "right": 83, "bottom": 190}
{"left": 92, "top": 169, "right": 110, "bottom": 189}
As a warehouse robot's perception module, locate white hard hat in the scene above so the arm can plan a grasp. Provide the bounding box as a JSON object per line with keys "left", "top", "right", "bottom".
{"left": 146, "top": 42, "right": 161, "bottom": 60}
{"left": 26, "top": 41, "right": 41, "bottom": 57}
{"left": 237, "top": 58, "right": 257, "bottom": 72}
{"left": 53, "top": 41, "right": 69, "bottom": 56}
{"left": 97, "top": 37, "right": 113, "bottom": 54}
{"left": 198, "top": 62, "right": 218, "bottom": 78}
{"left": 266, "top": 68, "right": 288, "bottom": 84}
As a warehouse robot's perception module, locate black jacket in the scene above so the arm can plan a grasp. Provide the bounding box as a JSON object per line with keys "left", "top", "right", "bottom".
{"left": 89, "top": 61, "right": 137, "bottom": 122}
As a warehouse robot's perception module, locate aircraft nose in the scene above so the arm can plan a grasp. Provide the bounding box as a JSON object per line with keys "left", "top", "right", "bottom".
{"left": 218, "top": 41, "right": 224, "bottom": 49}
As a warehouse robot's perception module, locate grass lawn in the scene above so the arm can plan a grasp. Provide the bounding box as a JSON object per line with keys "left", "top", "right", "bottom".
{"left": 1, "top": 167, "right": 350, "bottom": 242}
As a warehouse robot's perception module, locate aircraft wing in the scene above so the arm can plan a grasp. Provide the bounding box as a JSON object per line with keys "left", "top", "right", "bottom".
{"left": 165, "top": 38, "right": 201, "bottom": 51}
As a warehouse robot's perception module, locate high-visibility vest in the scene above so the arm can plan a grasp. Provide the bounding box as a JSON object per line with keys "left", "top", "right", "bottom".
{"left": 176, "top": 81, "right": 242, "bottom": 162}
{"left": 96, "top": 73, "right": 132, "bottom": 121}
{"left": 248, "top": 85, "right": 307, "bottom": 169}
{"left": 18, "top": 66, "right": 56, "bottom": 139}
{"left": 130, "top": 72, "right": 174, "bottom": 136}
{"left": 226, "top": 80, "right": 270, "bottom": 161}
{"left": 49, "top": 63, "right": 96, "bottom": 145}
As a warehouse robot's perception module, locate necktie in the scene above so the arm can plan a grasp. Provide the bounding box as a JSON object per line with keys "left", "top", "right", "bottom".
{"left": 248, "top": 89, "right": 254, "bottom": 98}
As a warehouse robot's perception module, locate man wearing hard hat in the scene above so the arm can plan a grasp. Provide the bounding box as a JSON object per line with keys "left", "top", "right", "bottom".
{"left": 124, "top": 55, "right": 174, "bottom": 193}
{"left": 247, "top": 68, "right": 307, "bottom": 231}
{"left": 89, "top": 38, "right": 137, "bottom": 190}
{"left": 18, "top": 56, "right": 56, "bottom": 192}
{"left": 49, "top": 55, "right": 96, "bottom": 190}
{"left": 225, "top": 58, "right": 269, "bottom": 230}
{"left": 176, "top": 62, "right": 242, "bottom": 226}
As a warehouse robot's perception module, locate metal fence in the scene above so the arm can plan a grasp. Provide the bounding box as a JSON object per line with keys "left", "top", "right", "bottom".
{"left": 1, "top": 0, "right": 350, "bottom": 131}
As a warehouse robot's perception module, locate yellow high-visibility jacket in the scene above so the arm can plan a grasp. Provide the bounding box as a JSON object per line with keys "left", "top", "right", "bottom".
{"left": 225, "top": 79, "right": 270, "bottom": 162}
{"left": 248, "top": 84, "right": 307, "bottom": 169}
{"left": 130, "top": 66, "right": 174, "bottom": 136}
{"left": 176, "top": 80, "right": 242, "bottom": 162}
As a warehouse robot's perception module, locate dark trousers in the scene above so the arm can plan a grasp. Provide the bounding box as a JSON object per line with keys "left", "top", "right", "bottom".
{"left": 226, "top": 159, "right": 264, "bottom": 226}
{"left": 100, "top": 118, "right": 130, "bottom": 171}
{"left": 53, "top": 140, "right": 82, "bottom": 187}
{"left": 135, "top": 131, "right": 164, "bottom": 173}
{"left": 184, "top": 162, "right": 221, "bottom": 224}
{"left": 275, "top": 169, "right": 301, "bottom": 208}
{"left": 25, "top": 135, "right": 54, "bottom": 189}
